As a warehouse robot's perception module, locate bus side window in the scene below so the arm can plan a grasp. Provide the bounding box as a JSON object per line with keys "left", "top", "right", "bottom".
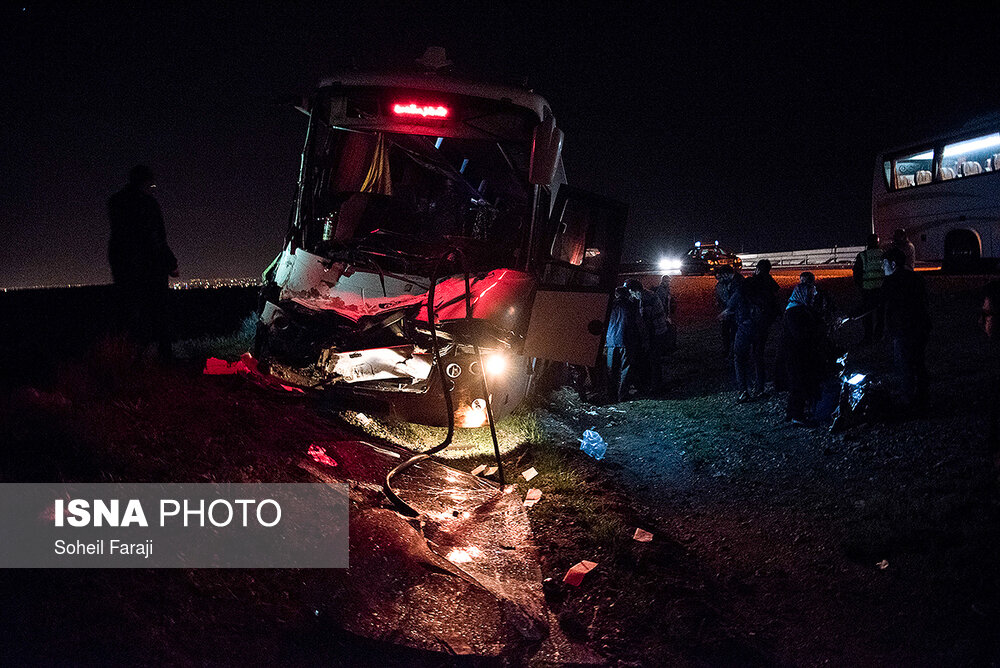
{"left": 892, "top": 149, "right": 932, "bottom": 189}
{"left": 942, "top": 132, "right": 1000, "bottom": 179}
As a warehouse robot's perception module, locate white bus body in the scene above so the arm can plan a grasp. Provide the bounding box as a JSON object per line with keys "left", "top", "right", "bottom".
{"left": 873, "top": 114, "right": 1000, "bottom": 270}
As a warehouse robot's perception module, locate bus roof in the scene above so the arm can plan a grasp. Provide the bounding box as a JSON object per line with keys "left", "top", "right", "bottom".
{"left": 316, "top": 71, "right": 553, "bottom": 122}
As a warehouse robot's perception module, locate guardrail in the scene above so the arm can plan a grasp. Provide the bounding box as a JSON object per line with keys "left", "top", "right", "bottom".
{"left": 737, "top": 246, "right": 863, "bottom": 269}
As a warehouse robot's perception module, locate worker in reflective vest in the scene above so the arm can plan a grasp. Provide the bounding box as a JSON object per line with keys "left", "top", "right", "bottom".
{"left": 853, "top": 233, "right": 884, "bottom": 343}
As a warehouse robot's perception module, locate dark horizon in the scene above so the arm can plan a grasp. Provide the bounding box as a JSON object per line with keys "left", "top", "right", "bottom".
{"left": 3, "top": 3, "right": 999, "bottom": 288}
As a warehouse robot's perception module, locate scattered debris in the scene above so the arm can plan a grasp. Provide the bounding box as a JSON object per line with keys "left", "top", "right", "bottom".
{"left": 876, "top": 559, "right": 889, "bottom": 570}
{"left": 485, "top": 466, "right": 498, "bottom": 477}
{"left": 563, "top": 560, "right": 598, "bottom": 587}
{"left": 203, "top": 357, "right": 244, "bottom": 375}
{"left": 632, "top": 528, "right": 653, "bottom": 542}
{"left": 203, "top": 354, "right": 305, "bottom": 394}
{"left": 578, "top": 429, "right": 607, "bottom": 460}
{"left": 521, "top": 467, "right": 538, "bottom": 482}
{"left": 470, "top": 464, "right": 487, "bottom": 476}
{"left": 524, "top": 488, "right": 542, "bottom": 507}
{"left": 307, "top": 444, "right": 338, "bottom": 468}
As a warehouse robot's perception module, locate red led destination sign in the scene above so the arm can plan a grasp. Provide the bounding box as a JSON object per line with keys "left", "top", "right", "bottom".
{"left": 392, "top": 102, "right": 450, "bottom": 118}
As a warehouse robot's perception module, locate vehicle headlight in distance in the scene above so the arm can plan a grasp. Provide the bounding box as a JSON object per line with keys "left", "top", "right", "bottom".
{"left": 658, "top": 257, "right": 682, "bottom": 272}
{"left": 484, "top": 353, "right": 507, "bottom": 377}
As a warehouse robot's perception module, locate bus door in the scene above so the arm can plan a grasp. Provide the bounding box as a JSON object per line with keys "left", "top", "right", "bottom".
{"left": 523, "top": 185, "right": 627, "bottom": 366}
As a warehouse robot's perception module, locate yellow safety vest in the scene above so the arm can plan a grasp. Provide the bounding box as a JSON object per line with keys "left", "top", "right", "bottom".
{"left": 858, "top": 248, "right": 884, "bottom": 290}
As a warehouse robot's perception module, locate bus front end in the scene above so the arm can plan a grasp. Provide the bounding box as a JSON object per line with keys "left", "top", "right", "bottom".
{"left": 255, "top": 75, "right": 551, "bottom": 426}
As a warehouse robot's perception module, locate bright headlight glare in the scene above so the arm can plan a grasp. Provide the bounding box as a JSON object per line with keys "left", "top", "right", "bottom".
{"left": 485, "top": 353, "right": 507, "bottom": 377}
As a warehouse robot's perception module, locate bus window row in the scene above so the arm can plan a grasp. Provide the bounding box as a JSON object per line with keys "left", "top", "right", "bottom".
{"left": 886, "top": 131, "right": 1000, "bottom": 189}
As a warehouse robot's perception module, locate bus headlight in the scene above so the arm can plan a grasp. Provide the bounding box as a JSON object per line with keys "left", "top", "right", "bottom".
{"left": 484, "top": 353, "right": 507, "bottom": 377}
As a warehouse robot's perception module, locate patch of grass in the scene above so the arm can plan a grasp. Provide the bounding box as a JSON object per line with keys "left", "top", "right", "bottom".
{"left": 173, "top": 315, "right": 257, "bottom": 362}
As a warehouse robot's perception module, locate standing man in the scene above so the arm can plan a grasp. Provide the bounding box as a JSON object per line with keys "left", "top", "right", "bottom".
{"left": 654, "top": 274, "right": 678, "bottom": 354}
{"left": 979, "top": 280, "right": 1000, "bottom": 458}
{"left": 654, "top": 275, "right": 676, "bottom": 318}
{"left": 890, "top": 228, "right": 917, "bottom": 269}
{"left": 627, "top": 278, "right": 669, "bottom": 394}
{"left": 108, "top": 165, "right": 179, "bottom": 362}
{"left": 778, "top": 283, "right": 825, "bottom": 424}
{"left": 715, "top": 265, "right": 742, "bottom": 358}
{"left": 722, "top": 259, "right": 780, "bottom": 402}
{"left": 605, "top": 286, "right": 641, "bottom": 402}
{"left": 881, "top": 247, "right": 931, "bottom": 410}
{"left": 853, "top": 233, "right": 884, "bottom": 344}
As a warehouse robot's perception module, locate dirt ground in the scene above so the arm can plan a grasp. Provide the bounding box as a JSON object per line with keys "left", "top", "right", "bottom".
{"left": 524, "top": 269, "right": 1000, "bottom": 666}
{"left": 2, "top": 269, "right": 1000, "bottom": 666}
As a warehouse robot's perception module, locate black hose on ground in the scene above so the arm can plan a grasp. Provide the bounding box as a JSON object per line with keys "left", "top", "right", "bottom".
{"left": 383, "top": 247, "right": 505, "bottom": 516}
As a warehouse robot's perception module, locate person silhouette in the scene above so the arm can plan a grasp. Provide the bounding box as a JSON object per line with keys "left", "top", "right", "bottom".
{"left": 108, "top": 165, "right": 179, "bottom": 361}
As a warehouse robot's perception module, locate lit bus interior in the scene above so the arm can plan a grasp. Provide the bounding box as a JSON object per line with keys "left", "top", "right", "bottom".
{"left": 885, "top": 131, "right": 1000, "bottom": 189}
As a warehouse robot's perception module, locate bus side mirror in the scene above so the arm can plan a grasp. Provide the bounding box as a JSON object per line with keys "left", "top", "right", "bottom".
{"left": 529, "top": 116, "right": 564, "bottom": 185}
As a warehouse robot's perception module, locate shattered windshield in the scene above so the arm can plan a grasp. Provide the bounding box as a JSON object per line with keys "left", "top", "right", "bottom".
{"left": 296, "top": 88, "right": 538, "bottom": 273}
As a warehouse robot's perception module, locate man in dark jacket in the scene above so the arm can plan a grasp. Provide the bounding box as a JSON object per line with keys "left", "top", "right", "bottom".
{"left": 881, "top": 247, "right": 930, "bottom": 409}
{"left": 108, "top": 165, "right": 179, "bottom": 361}
{"left": 722, "top": 259, "right": 780, "bottom": 402}
{"left": 605, "top": 286, "right": 641, "bottom": 402}
{"left": 779, "top": 283, "right": 826, "bottom": 424}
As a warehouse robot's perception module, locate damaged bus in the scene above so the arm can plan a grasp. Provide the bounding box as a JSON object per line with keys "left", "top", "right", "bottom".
{"left": 255, "top": 67, "right": 625, "bottom": 427}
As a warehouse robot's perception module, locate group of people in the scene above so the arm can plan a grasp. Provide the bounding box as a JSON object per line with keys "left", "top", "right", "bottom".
{"left": 604, "top": 235, "right": 937, "bottom": 428}
{"left": 605, "top": 276, "right": 676, "bottom": 402}
{"left": 713, "top": 231, "right": 931, "bottom": 426}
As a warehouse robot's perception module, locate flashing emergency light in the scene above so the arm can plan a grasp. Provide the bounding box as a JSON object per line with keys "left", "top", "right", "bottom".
{"left": 392, "top": 102, "right": 450, "bottom": 118}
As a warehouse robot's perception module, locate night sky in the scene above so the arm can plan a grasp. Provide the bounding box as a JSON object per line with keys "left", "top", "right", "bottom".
{"left": 3, "top": 2, "right": 999, "bottom": 288}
